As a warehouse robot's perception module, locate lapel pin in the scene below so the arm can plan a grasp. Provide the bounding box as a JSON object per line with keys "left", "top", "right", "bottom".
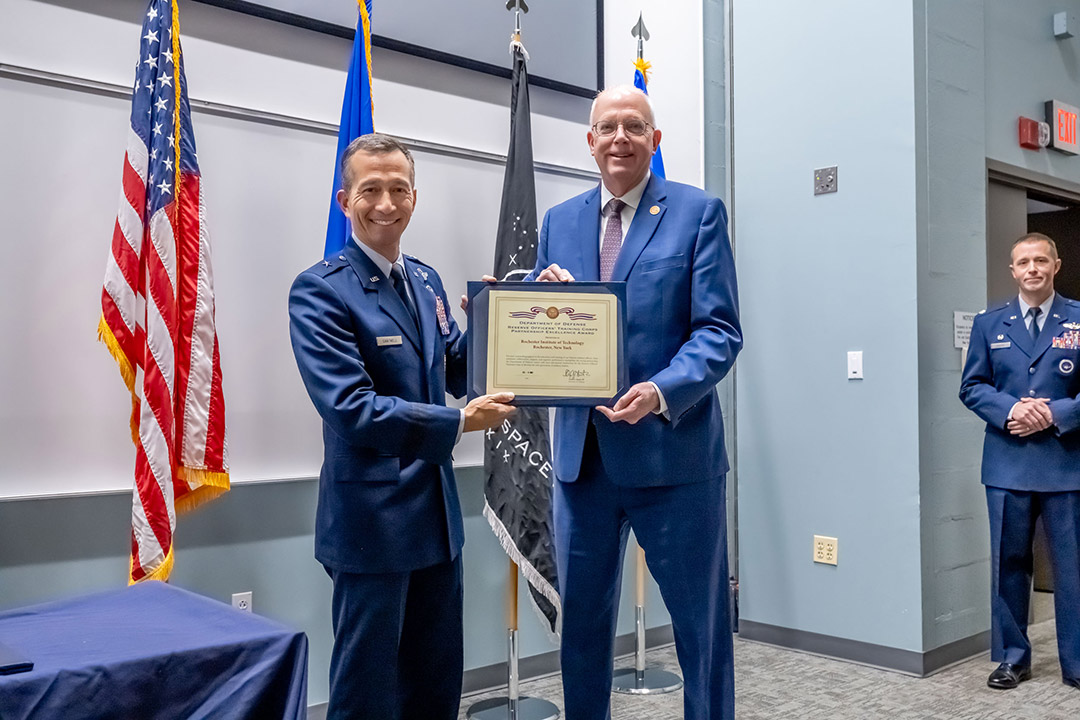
{"left": 649, "top": 205, "right": 660, "bottom": 215}
{"left": 370, "top": 276, "right": 380, "bottom": 282}
{"left": 1009, "top": 315, "right": 1017, "bottom": 320}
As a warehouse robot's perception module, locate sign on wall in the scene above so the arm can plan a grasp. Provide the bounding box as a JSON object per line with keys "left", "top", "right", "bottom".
{"left": 1045, "top": 99, "right": 1079, "bottom": 155}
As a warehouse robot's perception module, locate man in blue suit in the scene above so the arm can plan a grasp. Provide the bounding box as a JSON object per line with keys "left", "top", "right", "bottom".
{"left": 960, "top": 232, "right": 1080, "bottom": 691}
{"left": 289, "top": 134, "right": 515, "bottom": 720}
{"left": 528, "top": 86, "right": 742, "bottom": 720}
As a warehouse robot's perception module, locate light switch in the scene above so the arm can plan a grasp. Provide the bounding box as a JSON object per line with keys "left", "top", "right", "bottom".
{"left": 847, "top": 351, "right": 863, "bottom": 380}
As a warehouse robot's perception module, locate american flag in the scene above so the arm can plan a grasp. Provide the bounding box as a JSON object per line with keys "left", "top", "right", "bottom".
{"left": 99, "top": 0, "right": 229, "bottom": 584}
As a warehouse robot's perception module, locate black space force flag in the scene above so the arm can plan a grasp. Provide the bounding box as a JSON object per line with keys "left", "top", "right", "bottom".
{"left": 483, "top": 41, "right": 560, "bottom": 635}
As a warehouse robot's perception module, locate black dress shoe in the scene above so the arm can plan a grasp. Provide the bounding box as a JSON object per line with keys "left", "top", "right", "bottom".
{"left": 1064, "top": 676, "right": 1080, "bottom": 689}
{"left": 987, "top": 663, "right": 1031, "bottom": 689}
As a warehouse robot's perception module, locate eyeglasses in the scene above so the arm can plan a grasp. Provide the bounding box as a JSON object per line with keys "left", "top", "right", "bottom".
{"left": 591, "top": 118, "right": 653, "bottom": 137}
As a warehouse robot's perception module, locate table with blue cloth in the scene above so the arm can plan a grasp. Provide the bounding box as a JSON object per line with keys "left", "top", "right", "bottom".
{"left": 0, "top": 581, "right": 308, "bottom": 719}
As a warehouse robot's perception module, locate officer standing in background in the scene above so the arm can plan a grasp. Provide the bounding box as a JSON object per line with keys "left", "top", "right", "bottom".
{"left": 960, "top": 231, "right": 1080, "bottom": 691}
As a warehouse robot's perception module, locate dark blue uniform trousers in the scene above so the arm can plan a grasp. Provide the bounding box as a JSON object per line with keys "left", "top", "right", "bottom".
{"left": 555, "top": 430, "right": 734, "bottom": 720}
{"left": 325, "top": 557, "right": 463, "bottom": 720}
{"left": 987, "top": 487, "right": 1080, "bottom": 680}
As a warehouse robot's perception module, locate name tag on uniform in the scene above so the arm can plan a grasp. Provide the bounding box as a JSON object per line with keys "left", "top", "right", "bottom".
{"left": 990, "top": 341, "right": 1011, "bottom": 349}
{"left": 377, "top": 335, "right": 402, "bottom": 347}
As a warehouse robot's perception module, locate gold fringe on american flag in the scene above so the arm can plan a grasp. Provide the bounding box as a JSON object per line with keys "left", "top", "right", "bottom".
{"left": 99, "top": 0, "right": 229, "bottom": 584}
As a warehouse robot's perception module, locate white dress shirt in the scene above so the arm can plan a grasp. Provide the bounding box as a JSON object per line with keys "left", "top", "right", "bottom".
{"left": 1017, "top": 291, "right": 1055, "bottom": 334}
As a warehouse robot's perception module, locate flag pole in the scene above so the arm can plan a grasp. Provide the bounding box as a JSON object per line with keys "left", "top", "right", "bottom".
{"left": 507, "top": 558, "right": 520, "bottom": 714}
{"left": 611, "top": 13, "right": 680, "bottom": 698}
{"left": 466, "top": 4, "right": 559, "bottom": 718}
{"left": 612, "top": 539, "right": 683, "bottom": 694}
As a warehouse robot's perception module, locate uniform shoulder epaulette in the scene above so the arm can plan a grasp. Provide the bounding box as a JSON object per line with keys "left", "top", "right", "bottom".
{"left": 1064, "top": 297, "right": 1080, "bottom": 308}
{"left": 404, "top": 253, "right": 433, "bottom": 270}
{"left": 981, "top": 301, "right": 1009, "bottom": 315}
{"left": 309, "top": 253, "right": 349, "bottom": 277}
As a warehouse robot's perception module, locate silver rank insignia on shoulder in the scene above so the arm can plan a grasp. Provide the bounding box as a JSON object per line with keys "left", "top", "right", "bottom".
{"left": 1064, "top": 322, "right": 1080, "bottom": 330}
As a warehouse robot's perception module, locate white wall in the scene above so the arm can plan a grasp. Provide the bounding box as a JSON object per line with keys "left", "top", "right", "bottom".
{"left": 603, "top": 0, "right": 704, "bottom": 186}
{"left": 0, "top": 0, "right": 705, "bottom": 498}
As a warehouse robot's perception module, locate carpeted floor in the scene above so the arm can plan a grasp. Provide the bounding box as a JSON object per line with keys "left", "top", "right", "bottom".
{"left": 459, "top": 618, "right": 1080, "bottom": 719}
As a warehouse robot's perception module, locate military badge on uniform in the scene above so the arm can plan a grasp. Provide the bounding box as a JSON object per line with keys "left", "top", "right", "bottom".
{"left": 1063, "top": 322, "right": 1080, "bottom": 330}
{"left": 997, "top": 335, "right": 1005, "bottom": 340}
{"left": 1060, "top": 358, "right": 1076, "bottom": 375}
{"left": 434, "top": 295, "right": 450, "bottom": 335}
{"left": 1053, "top": 330, "right": 1080, "bottom": 349}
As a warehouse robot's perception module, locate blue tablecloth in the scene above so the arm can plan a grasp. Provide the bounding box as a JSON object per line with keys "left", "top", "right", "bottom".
{"left": 0, "top": 581, "right": 308, "bottom": 719}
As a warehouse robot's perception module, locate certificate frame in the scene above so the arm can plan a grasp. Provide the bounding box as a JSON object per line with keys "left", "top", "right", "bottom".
{"left": 466, "top": 281, "right": 628, "bottom": 406}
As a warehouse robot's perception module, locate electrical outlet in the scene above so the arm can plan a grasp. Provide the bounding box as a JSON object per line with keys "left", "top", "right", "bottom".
{"left": 814, "top": 535, "right": 838, "bottom": 566}
{"left": 814, "top": 166, "right": 838, "bottom": 195}
{"left": 232, "top": 591, "right": 253, "bottom": 612}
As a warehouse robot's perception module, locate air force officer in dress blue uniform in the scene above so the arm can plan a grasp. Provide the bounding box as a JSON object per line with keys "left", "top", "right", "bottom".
{"left": 289, "top": 135, "right": 515, "bottom": 720}
{"left": 527, "top": 86, "right": 742, "bottom": 720}
{"left": 960, "top": 232, "right": 1080, "bottom": 692}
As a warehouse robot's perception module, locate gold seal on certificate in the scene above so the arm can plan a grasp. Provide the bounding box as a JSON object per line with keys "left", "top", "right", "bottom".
{"left": 466, "top": 282, "right": 628, "bottom": 406}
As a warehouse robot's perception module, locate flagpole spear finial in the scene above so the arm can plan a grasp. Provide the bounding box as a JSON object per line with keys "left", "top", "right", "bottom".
{"left": 506, "top": 0, "right": 529, "bottom": 43}
{"left": 631, "top": 12, "right": 650, "bottom": 61}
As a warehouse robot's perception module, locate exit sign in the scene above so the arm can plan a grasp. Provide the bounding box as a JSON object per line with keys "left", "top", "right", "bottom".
{"left": 1046, "top": 100, "right": 1080, "bottom": 154}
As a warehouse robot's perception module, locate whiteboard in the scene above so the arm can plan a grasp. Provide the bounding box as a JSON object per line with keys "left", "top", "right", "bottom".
{"left": 0, "top": 75, "right": 595, "bottom": 499}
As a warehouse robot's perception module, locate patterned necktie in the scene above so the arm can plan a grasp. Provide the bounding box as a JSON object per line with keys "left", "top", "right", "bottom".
{"left": 1029, "top": 306, "right": 1041, "bottom": 344}
{"left": 599, "top": 198, "right": 626, "bottom": 282}
{"left": 390, "top": 264, "right": 419, "bottom": 330}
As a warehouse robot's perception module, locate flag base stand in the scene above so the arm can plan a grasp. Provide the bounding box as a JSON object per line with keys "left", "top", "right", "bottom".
{"left": 611, "top": 605, "right": 683, "bottom": 695}
{"left": 466, "top": 629, "right": 560, "bottom": 720}
{"left": 611, "top": 666, "right": 685, "bottom": 695}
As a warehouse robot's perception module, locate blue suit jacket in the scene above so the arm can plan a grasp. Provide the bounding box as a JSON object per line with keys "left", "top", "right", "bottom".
{"left": 960, "top": 294, "right": 1080, "bottom": 492}
{"left": 528, "top": 175, "right": 742, "bottom": 487}
{"left": 289, "top": 240, "right": 468, "bottom": 573}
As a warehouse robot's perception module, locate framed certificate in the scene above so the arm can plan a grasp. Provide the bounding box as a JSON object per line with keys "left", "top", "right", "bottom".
{"left": 466, "top": 281, "right": 628, "bottom": 406}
